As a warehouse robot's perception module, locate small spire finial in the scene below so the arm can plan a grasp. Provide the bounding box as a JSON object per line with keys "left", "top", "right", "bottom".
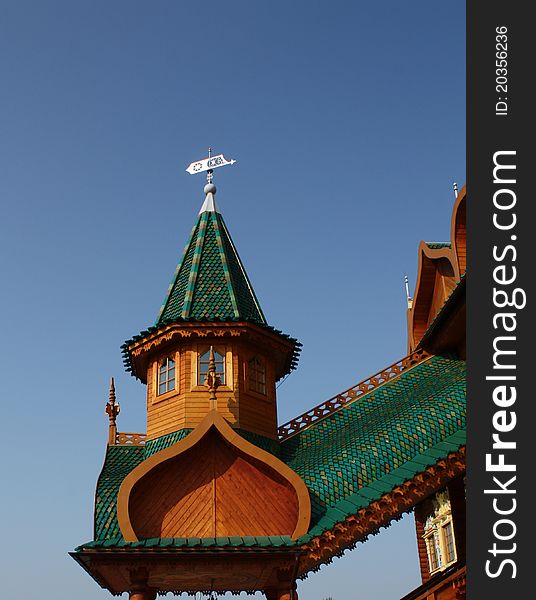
{"left": 205, "top": 345, "right": 221, "bottom": 407}
{"left": 105, "top": 377, "right": 120, "bottom": 445}
{"left": 453, "top": 181, "right": 459, "bottom": 198}
{"left": 109, "top": 377, "right": 116, "bottom": 404}
{"left": 207, "top": 147, "right": 214, "bottom": 185}
{"left": 405, "top": 274, "right": 413, "bottom": 309}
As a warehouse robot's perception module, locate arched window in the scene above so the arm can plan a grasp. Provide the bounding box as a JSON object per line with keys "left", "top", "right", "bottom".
{"left": 422, "top": 489, "right": 457, "bottom": 574}
{"left": 248, "top": 356, "right": 266, "bottom": 395}
{"left": 198, "top": 349, "right": 225, "bottom": 385}
{"left": 157, "top": 356, "right": 176, "bottom": 395}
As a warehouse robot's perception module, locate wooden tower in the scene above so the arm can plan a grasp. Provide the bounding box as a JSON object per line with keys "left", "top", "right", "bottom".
{"left": 72, "top": 180, "right": 466, "bottom": 600}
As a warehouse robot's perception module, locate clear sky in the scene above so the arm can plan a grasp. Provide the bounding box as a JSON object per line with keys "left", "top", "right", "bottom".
{"left": 0, "top": 2, "right": 465, "bottom": 599}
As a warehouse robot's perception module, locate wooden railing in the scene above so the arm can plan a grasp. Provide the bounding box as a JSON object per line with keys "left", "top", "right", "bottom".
{"left": 115, "top": 431, "right": 147, "bottom": 446}
{"left": 277, "top": 348, "right": 431, "bottom": 441}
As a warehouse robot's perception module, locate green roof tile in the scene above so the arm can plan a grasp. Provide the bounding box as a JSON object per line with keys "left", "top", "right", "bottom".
{"left": 425, "top": 242, "right": 452, "bottom": 249}
{"left": 94, "top": 445, "right": 145, "bottom": 541}
{"left": 157, "top": 209, "right": 266, "bottom": 325}
{"left": 280, "top": 354, "right": 466, "bottom": 527}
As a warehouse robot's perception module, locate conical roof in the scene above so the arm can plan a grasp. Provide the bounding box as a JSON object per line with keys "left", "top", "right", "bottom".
{"left": 156, "top": 191, "right": 266, "bottom": 325}
{"left": 121, "top": 186, "right": 301, "bottom": 381}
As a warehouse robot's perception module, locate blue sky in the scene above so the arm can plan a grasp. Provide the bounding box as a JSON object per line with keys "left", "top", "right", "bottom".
{"left": 0, "top": 2, "right": 465, "bottom": 599}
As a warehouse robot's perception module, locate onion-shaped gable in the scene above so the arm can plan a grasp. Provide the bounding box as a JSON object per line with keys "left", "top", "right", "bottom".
{"left": 116, "top": 411, "right": 311, "bottom": 541}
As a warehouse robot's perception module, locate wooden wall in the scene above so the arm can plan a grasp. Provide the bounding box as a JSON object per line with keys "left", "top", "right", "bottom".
{"left": 145, "top": 340, "right": 279, "bottom": 440}
{"left": 129, "top": 430, "right": 299, "bottom": 538}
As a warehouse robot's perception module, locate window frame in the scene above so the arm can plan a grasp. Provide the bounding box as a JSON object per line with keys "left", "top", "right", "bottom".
{"left": 153, "top": 352, "right": 179, "bottom": 402}
{"left": 422, "top": 490, "right": 458, "bottom": 575}
{"left": 247, "top": 355, "right": 267, "bottom": 396}
{"left": 190, "top": 345, "right": 232, "bottom": 391}
{"left": 198, "top": 348, "right": 226, "bottom": 386}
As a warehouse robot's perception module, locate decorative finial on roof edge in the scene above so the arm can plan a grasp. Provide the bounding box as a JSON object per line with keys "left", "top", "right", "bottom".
{"left": 105, "top": 377, "right": 120, "bottom": 445}
{"left": 405, "top": 274, "right": 413, "bottom": 309}
{"left": 206, "top": 345, "right": 221, "bottom": 406}
{"left": 453, "top": 181, "right": 459, "bottom": 199}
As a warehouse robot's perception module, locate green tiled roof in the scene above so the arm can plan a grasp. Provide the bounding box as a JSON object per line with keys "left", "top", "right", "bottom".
{"left": 144, "top": 428, "right": 192, "bottom": 458}
{"left": 90, "top": 354, "right": 465, "bottom": 547}
{"left": 157, "top": 209, "right": 266, "bottom": 325}
{"left": 94, "top": 445, "right": 145, "bottom": 540}
{"left": 425, "top": 242, "right": 451, "bottom": 250}
{"left": 121, "top": 201, "right": 302, "bottom": 380}
{"left": 280, "top": 354, "right": 466, "bottom": 529}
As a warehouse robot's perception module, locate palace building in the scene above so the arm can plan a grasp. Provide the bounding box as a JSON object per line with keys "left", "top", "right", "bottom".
{"left": 71, "top": 175, "right": 466, "bottom": 600}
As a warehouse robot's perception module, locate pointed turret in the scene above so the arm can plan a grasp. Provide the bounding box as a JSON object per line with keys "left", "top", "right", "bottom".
{"left": 156, "top": 183, "right": 266, "bottom": 325}
{"left": 121, "top": 178, "right": 301, "bottom": 441}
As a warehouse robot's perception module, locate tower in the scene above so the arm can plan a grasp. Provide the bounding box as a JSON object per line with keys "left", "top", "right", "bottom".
{"left": 122, "top": 178, "right": 299, "bottom": 442}
{"left": 72, "top": 165, "right": 466, "bottom": 600}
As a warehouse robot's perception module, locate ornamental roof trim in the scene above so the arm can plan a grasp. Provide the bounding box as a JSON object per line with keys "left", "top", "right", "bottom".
{"left": 120, "top": 318, "right": 302, "bottom": 381}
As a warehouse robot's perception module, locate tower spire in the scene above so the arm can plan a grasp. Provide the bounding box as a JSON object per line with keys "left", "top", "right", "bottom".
{"left": 105, "top": 377, "right": 120, "bottom": 445}
{"left": 206, "top": 147, "right": 214, "bottom": 185}
{"left": 156, "top": 156, "right": 267, "bottom": 325}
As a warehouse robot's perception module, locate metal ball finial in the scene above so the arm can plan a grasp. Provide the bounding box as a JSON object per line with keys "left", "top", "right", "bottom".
{"left": 204, "top": 182, "right": 217, "bottom": 195}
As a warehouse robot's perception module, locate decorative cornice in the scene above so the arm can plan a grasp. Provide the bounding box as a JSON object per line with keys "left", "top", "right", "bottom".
{"left": 130, "top": 325, "right": 249, "bottom": 357}
{"left": 123, "top": 320, "right": 300, "bottom": 383}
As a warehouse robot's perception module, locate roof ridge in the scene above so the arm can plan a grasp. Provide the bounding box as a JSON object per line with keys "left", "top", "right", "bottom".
{"left": 278, "top": 349, "right": 433, "bottom": 440}
{"left": 181, "top": 212, "right": 208, "bottom": 317}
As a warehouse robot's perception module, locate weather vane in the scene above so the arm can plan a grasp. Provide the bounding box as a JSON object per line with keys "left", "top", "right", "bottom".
{"left": 185, "top": 147, "right": 236, "bottom": 184}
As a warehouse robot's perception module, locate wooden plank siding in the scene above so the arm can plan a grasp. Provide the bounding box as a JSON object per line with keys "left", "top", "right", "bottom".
{"left": 129, "top": 430, "right": 298, "bottom": 539}
{"left": 145, "top": 341, "right": 279, "bottom": 440}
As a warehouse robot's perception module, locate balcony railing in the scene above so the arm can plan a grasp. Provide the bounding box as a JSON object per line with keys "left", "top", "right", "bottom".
{"left": 115, "top": 431, "right": 147, "bottom": 446}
